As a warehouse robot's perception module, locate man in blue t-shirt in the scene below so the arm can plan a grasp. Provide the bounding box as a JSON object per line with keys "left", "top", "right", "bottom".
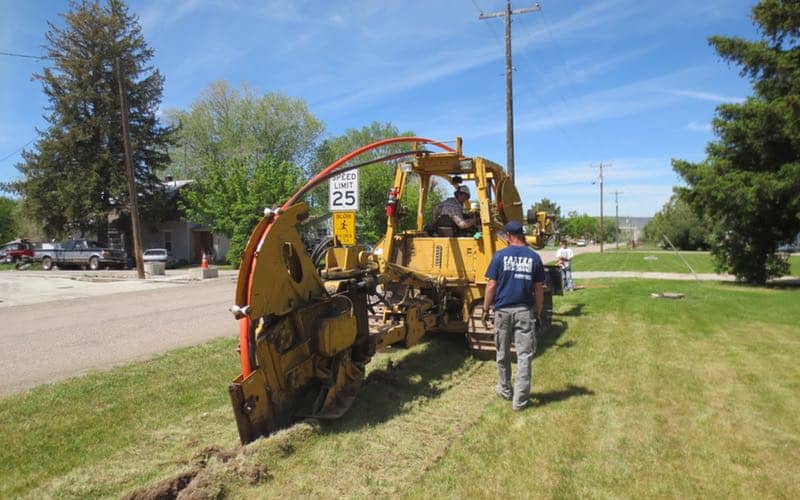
{"left": 482, "top": 220, "right": 546, "bottom": 411}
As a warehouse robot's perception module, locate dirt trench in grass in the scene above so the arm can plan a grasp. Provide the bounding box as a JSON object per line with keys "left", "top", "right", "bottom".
{"left": 122, "top": 335, "right": 501, "bottom": 498}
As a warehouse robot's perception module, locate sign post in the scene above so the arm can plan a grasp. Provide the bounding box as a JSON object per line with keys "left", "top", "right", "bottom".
{"left": 329, "top": 170, "right": 359, "bottom": 246}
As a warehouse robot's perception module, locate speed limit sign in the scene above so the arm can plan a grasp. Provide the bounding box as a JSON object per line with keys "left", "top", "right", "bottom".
{"left": 329, "top": 170, "right": 359, "bottom": 211}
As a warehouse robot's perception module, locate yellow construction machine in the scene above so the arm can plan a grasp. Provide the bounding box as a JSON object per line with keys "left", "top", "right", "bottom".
{"left": 228, "top": 137, "right": 560, "bottom": 443}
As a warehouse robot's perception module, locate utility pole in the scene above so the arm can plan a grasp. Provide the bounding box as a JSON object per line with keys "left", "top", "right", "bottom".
{"left": 613, "top": 190, "right": 623, "bottom": 249}
{"left": 116, "top": 57, "right": 145, "bottom": 279}
{"left": 595, "top": 163, "right": 605, "bottom": 253}
{"left": 479, "top": 1, "right": 541, "bottom": 184}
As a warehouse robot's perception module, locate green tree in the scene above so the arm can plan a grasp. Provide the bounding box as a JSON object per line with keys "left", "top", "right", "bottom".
{"left": 644, "top": 194, "right": 711, "bottom": 250}
{"left": 560, "top": 211, "right": 596, "bottom": 241}
{"left": 0, "top": 197, "right": 18, "bottom": 243}
{"left": 673, "top": 0, "right": 800, "bottom": 283}
{"left": 601, "top": 219, "right": 618, "bottom": 244}
{"left": 530, "top": 197, "right": 562, "bottom": 220}
{"left": 559, "top": 211, "right": 617, "bottom": 243}
{"left": 171, "top": 82, "right": 324, "bottom": 265}
{"left": 180, "top": 157, "right": 304, "bottom": 266}
{"left": 166, "top": 81, "right": 323, "bottom": 179}
{"left": 314, "top": 122, "right": 442, "bottom": 243}
{"left": 10, "top": 0, "right": 173, "bottom": 242}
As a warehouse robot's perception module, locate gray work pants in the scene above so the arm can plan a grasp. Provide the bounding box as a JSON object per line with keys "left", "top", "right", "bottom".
{"left": 494, "top": 305, "right": 537, "bottom": 409}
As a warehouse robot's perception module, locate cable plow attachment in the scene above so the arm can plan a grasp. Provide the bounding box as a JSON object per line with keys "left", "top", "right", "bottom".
{"left": 228, "top": 137, "right": 456, "bottom": 444}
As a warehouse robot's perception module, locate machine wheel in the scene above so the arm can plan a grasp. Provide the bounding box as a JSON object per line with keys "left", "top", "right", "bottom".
{"left": 88, "top": 256, "right": 100, "bottom": 271}
{"left": 42, "top": 256, "right": 53, "bottom": 271}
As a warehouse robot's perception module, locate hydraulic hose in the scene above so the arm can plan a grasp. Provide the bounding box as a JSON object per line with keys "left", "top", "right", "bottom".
{"left": 288, "top": 150, "right": 428, "bottom": 206}
{"left": 282, "top": 136, "right": 455, "bottom": 210}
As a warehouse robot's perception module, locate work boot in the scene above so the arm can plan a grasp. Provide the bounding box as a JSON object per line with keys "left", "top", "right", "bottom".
{"left": 495, "top": 387, "right": 512, "bottom": 401}
{"left": 512, "top": 400, "right": 530, "bottom": 411}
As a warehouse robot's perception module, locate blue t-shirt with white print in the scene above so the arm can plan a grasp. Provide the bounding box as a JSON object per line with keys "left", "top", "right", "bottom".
{"left": 485, "top": 244, "right": 546, "bottom": 309}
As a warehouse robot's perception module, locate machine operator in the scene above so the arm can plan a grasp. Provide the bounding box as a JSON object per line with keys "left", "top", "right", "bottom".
{"left": 432, "top": 185, "right": 476, "bottom": 231}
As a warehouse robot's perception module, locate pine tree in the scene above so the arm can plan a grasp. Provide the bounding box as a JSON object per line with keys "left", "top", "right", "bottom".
{"left": 673, "top": 0, "right": 800, "bottom": 283}
{"left": 12, "top": 0, "right": 173, "bottom": 242}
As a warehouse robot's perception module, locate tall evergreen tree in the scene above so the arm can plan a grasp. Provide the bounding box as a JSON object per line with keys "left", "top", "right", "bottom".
{"left": 673, "top": 0, "right": 800, "bottom": 283}
{"left": 11, "top": 0, "right": 173, "bottom": 242}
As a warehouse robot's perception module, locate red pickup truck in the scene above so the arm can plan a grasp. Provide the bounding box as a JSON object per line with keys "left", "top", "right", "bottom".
{"left": 0, "top": 239, "right": 35, "bottom": 265}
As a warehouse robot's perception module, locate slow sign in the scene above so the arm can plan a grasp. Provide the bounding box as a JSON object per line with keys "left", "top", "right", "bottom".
{"left": 332, "top": 212, "right": 356, "bottom": 246}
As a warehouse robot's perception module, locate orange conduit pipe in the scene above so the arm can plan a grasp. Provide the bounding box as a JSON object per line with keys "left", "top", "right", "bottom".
{"left": 238, "top": 137, "right": 455, "bottom": 377}
{"left": 282, "top": 136, "right": 454, "bottom": 210}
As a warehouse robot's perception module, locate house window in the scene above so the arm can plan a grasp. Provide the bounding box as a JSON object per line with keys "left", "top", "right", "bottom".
{"left": 163, "top": 231, "right": 173, "bottom": 252}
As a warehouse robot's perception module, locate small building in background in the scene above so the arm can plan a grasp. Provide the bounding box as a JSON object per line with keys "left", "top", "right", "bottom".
{"left": 138, "top": 178, "right": 230, "bottom": 265}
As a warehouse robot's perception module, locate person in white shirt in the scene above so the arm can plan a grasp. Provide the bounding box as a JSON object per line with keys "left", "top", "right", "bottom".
{"left": 556, "top": 240, "right": 574, "bottom": 291}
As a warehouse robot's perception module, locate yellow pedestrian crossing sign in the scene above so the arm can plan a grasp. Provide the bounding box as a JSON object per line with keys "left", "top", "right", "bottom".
{"left": 333, "top": 211, "right": 356, "bottom": 246}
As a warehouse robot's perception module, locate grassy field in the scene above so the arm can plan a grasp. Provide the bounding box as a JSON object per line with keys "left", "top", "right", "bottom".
{"left": 1, "top": 280, "right": 799, "bottom": 497}
{"left": 564, "top": 250, "right": 800, "bottom": 276}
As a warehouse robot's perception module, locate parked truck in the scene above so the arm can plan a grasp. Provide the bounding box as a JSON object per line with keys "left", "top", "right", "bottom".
{"left": 35, "top": 239, "right": 127, "bottom": 271}
{"left": 0, "top": 239, "right": 35, "bottom": 265}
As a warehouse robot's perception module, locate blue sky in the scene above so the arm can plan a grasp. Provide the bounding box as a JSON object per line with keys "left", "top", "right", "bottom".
{"left": 1, "top": 0, "right": 759, "bottom": 217}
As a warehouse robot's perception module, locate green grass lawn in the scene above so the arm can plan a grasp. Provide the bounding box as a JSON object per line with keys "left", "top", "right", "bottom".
{"left": 565, "top": 250, "right": 800, "bottom": 276}
{"left": 1, "top": 280, "right": 799, "bottom": 497}
{"left": 0, "top": 262, "right": 43, "bottom": 271}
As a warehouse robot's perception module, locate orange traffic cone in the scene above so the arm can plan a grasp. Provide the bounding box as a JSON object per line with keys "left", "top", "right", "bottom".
{"left": 201, "top": 252, "right": 209, "bottom": 270}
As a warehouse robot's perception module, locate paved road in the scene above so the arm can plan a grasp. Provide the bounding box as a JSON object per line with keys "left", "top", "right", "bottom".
{"left": 0, "top": 277, "right": 238, "bottom": 397}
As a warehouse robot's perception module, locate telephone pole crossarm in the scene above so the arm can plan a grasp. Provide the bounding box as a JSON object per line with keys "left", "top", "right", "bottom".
{"left": 479, "top": 3, "right": 541, "bottom": 19}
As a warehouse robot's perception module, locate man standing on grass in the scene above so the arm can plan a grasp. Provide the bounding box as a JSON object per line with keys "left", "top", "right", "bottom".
{"left": 556, "top": 239, "right": 574, "bottom": 291}
{"left": 482, "top": 220, "right": 545, "bottom": 411}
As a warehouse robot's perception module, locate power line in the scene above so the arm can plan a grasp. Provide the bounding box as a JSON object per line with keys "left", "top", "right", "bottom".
{"left": 514, "top": 9, "right": 592, "bottom": 162}
{"left": 0, "top": 139, "right": 36, "bottom": 163}
{"left": 0, "top": 50, "right": 49, "bottom": 60}
{"left": 470, "top": 0, "right": 505, "bottom": 46}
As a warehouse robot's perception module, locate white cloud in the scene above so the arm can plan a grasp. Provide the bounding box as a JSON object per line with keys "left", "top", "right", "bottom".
{"left": 433, "top": 66, "right": 707, "bottom": 141}
{"left": 137, "top": 0, "right": 217, "bottom": 30}
{"left": 686, "top": 121, "right": 712, "bottom": 132}
{"left": 314, "top": 0, "right": 636, "bottom": 112}
{"left": 520, "top": 182, "right": 679, "bottom": 217}
{"left": 668, "top": 89, "right": 745, "bottom": 103}
{"left": 533, "top": 44, "right": 658, "bottom": 94}
{"left": 512, "top": 155, "right": 683, "bottom": 217}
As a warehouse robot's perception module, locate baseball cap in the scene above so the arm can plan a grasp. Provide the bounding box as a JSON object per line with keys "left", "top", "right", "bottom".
{"left": 455, "top": 185, "right": 471, "bottom": 197}
{"left": 503, "top": 220, "right": 524, "bottom": 234}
